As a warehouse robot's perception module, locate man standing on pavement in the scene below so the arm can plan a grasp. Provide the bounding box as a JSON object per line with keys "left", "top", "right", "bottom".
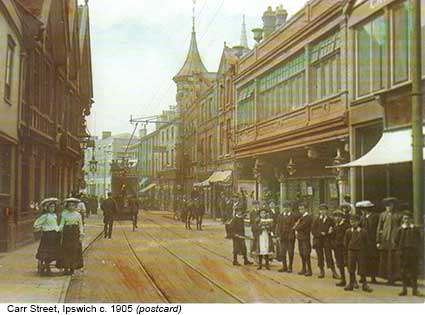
{"left": 101, "top": 192, "right": 117, "bottom": 239}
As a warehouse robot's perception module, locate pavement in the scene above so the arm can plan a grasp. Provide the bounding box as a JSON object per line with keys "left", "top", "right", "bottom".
{"left": 0, "top": 215, "right": 104, "bottom": 303}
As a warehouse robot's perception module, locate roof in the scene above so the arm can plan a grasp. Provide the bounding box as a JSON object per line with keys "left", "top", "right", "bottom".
{"left": 174, "top": 29, "right": 208, "bottom": 79}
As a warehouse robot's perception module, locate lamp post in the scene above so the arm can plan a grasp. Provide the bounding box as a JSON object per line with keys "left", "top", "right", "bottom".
{"left": 332, "top": 148, "right": 346, "bottom": 206}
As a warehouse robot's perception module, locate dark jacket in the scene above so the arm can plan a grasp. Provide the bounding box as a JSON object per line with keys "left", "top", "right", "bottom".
{"left": 294, "top": 214, "right": 313, "bottom": 241}
{"left": 333, "top": 219, "right": 351, "bottom": 248}
{"left": 276, "top": 212, "right": 299, "bottom": 241}
{"left": 395, "top": 225, "right": 421, "bottom": 250}
{"left": 229, "top": 216, "right": 245, "bottom": 238}
{"left": 101, "top": 198, "right": 117, "bottom": 218}
{"left": 312, "top": 216, "right": 335, "bottom": 239}
{"left": 360, "top": 213, "right": 379, "bottom": 247}
{"left": 344, "top": 227, "right": 368, "bottom": 251}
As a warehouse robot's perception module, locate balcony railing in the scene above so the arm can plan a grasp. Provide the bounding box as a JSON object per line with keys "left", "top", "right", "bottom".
{"left": 29, "top": 106, "right": 55, "bottom": 139}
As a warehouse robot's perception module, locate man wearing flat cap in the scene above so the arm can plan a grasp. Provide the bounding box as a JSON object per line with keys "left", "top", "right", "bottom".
{"left": 376, "top": 197, "right": 402, "bottom": 284}
{"left": 358, "top": 201, "right": 379, "bottom": 284}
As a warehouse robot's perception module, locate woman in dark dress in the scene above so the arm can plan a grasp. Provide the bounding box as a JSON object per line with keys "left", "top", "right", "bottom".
{"left": 33, "top": 198, "right": 61, "bottom": 275}
{"left": 58, "top": 198, "right": 84, "bottom": 275}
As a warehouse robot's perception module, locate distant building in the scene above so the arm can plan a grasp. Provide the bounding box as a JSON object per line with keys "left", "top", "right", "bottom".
{"left": 83, "top": 132, "right": 138, "bottom": 198}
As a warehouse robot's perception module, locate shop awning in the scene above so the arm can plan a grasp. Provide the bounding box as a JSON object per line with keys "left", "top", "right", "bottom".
{"left": 140, "top": 183, "right": 156, "bottom": 193}
{"left": 329, "top": 127, "right": 425, "bottom": 168}
{"left": 208, "top": 170, "right": 233, "bottom": 183}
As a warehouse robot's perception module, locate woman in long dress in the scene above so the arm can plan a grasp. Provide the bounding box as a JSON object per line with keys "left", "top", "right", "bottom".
{"left": 33, "top": 198, "right": 61, "bottom": 275}
{"left": 58, "top": 198, "right": 84, "bottom": 275}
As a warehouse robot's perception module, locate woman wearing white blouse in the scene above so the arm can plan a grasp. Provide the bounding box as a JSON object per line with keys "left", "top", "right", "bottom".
{"left": 57, "top": 198, "right": 84, "bottom": 275}
{"left": 33, "top": 199, "right": 61, "bottom": 275}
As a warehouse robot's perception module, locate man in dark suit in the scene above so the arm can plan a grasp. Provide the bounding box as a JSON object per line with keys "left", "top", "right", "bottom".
{"left": 293, "top": 202, "right": 313, "bottom": 277}
{"left": 276, "top": 201, "right": 299, "bottom": 273}
{"left": 358, "top": 200, "right": 379, "bottom": 284}
{"left": 101, "top": 192, "right": 117, "bottom": 239}
{"left": 312, "top": 204, "right": 339, "bottom": 279}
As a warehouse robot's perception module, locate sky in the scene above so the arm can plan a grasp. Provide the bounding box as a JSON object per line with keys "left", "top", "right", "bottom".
{"left": 85, "top": 0, "right": 307, "bottom": 137}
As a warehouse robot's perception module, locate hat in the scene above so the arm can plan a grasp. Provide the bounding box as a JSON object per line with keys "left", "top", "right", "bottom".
{"left": 64, "top": 197, "right": 81, "bottom": 204}
{"left": 333, "top": 209, "right": 344, "bottom": 216}
{"left": 382, "top": 197, "right": 398, "bottom": 206}
{"left": 40, "top": 198, "right": 59, "bottom": 208}
{"left": 401, "top": 210, "right": 412, "bottom": 218}
{"left": 355, "top": 200, "right": 374, "bottom": 208}
{"left": 318, "top": 204, "right": 329, "bottom": 210}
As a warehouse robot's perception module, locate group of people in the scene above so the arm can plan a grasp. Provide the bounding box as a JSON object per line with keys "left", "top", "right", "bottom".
{"left": 227, "top": 197, "right": 423, "bottom": 297}
{"left": 33, "top": 197, "right": 85, "bottom": 276}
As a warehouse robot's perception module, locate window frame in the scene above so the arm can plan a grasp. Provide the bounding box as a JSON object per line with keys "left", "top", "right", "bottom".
{"left": 4, "top": 35, "right": 16, "bottom": 103}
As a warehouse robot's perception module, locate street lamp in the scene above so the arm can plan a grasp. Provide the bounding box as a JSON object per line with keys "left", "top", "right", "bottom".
{"left": 332, "top": 148, "right": 346, "bottom": 206}
{"left": 286, "top": 158, "right": 296, "bottom": 176}
{"left": 88, "top": 149, "right": 98, "bottom": 173}
{"left": 253, "top": 158, "right": 262, "bottom": 200}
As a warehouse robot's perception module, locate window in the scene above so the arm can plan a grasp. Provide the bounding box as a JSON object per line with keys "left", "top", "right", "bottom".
{"left": 356, "top": 15, "right": 387, "bottom": 97}
{"left": 0, "top": 145, "right": 11, "bottom": 194}
{"left": 393, "top": 1, "right": 412, "bottom": 83}
{"left": 236, "top": 81, "right": 256, "bottom": 129}
{"left": 4, "top": 36, "right": 16, "bottom": 101}
{"left": 310, "top": 32, "right": 341, "bottom": 102}
{"left": 226, "top": 118, "right": 231, "bottom": 154}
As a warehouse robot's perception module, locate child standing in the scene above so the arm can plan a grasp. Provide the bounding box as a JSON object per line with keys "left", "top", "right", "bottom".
{"left": 229, "top": 209, "right": 253, "bottom": 266}
{"left": 343, "top": 214, "right": 373, "bottom": 292}
{"left": 33, "top": 198, "right": 61, "bottom": 276}
{"left": 396, "top": 211, "right": 423, "bottom": 297}
{"left": 252, "top": 208, "right": 274, "bottom": 270}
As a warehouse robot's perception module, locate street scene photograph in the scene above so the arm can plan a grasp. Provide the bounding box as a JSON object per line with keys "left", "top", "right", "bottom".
{"left": 0, "top": 0, "right": 425, "bottom": 306}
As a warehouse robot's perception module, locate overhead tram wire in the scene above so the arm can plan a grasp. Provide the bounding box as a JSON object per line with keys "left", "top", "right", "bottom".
{"left": 139, "top": 0, "right": 209, "bottom": 116}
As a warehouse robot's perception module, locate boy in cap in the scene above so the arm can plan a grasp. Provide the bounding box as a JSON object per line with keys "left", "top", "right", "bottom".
{"left": 395, "top": 211, "right": 423, "bottom": 297}
{"left": 332, "top": 209, "right": 351, "bottom": 287}
{"left": 293, "top": 202, "right": 313, "bottom": 276}
{"left": 275, "top": 201, "right": 299, "bottom": 273}
{"left": 312, "top": 204, "right": 338, "bottom": 279}
{"left": 229, "top": 208, "right": 253, "bottom": 266}
{"left": 343, "top": 214, "right": 373, "bottom": 292}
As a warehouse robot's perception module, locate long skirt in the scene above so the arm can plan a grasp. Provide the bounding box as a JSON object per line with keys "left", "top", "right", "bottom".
{"left": 378, "top": 249, "right": 401, "bottom": 280}
{"left": 36, "top": 231, "right": 61, "bottom": 263}
{"left": 57, "top": 225, "right": 83, "bottom": 270}
{"left": 232, "top": 238, "right": 247, "bottom": 256}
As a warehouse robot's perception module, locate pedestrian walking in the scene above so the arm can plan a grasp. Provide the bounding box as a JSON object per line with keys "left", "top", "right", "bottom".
{"left": 229, "top": 208, "right": 253, "bottom": 266}
{"left": 376, "top": 197, "right": 402, "bottom": 284}
{"left": 358, "top": 200, "right": 379, "bottom": 284}
{"left": 395, "top": 211, "right": 423, "bottom": 297}
{"left": 101, "top": 192, "right": 117, "bottom": 239}
{"left": 343, "top": 214, "right": 373, "bottom": 292}
{"left": 252, "top": 208, "right": 274, "bottom": 270}
{"left": 129, "top": 195, "right": 140, "bottom": 231}
{"left": 275, "top": 201, "right": 299, "bottom": 273}
{"left": 33, "top": 198, "right": 61, "bottom": 276}
{"left": 293, "top": 202, "right": 313, "bottom": 276}
{"left": 312, "top": 204, "right": 339, "bottom": 279}
{"left": 57, "top": 198, "right": 84, "bottom": 275}
{"left": 76, "top": 194, "right": 87, "bottom": 225}
{"left": 332, "top": 209, "right": 351, "bottom": 287}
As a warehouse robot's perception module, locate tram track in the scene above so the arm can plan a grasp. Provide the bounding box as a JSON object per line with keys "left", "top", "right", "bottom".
{"left": 144, "top": 215, "right": 323, "bottom": 303}
{"left": 120, "top": 225, "right": 170, "bottom": 303}
{"left": 121, "top": 221, "right": 246, "bottom": 303}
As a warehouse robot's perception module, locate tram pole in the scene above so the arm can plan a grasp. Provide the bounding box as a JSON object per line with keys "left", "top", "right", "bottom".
{"left": 411, "top": 0, "right": 424, "bottom": 226}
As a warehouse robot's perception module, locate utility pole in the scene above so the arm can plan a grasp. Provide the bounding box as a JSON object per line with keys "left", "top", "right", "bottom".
{"left": 411, "top": 0, "right": 424, "bottom": 226}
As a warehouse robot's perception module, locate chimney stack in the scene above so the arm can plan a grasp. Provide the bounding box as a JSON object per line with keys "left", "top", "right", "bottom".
{"left": 102, "top": 131, "right": 112, "bottom": 140}
{"left": 262, "top": 6, "right": 276, "bottom": 38}
{"left": 275, "top": 5, "right": 288, "bottom": 28}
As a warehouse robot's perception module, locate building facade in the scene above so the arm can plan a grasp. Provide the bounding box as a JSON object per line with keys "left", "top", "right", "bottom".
{"left": 233, "top": 1, "right": 349, "bottom": 212}
{"left": 83, "top": 132, "right": 139, "bottom": 198}
{"left": 0, "top": 0, "right": 94, "bottom": 251}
